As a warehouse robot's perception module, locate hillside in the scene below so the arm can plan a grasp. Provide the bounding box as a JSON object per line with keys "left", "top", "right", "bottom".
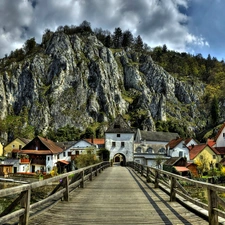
{"left": 0, "top": 25, "right": 224, "bottom": 143}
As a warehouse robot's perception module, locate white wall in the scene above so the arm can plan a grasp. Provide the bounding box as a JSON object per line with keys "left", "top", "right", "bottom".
{"left": 216, "top": 130, "right": 225, "bottom": 147}
{"left": 105, "top": 133, "right": 134, "bottom": 162}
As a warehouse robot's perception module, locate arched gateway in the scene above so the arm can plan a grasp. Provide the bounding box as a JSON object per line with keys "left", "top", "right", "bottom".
{"left": 105, "top": 115, "right": 135, "bottom": 165}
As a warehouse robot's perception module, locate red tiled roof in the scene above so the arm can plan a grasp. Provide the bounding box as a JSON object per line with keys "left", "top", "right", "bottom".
{"left": 174, "top": 166, "right": 189, "bottom": 172}
{"left": 184, "top": 138, "right": 192, "bottom": 145}
{"left": 166, "top": 137, "right": 183, "bottom": 149}
{"left": 57, "top": 159, "right": 69, "bottom": 165}
{"left": 85, "top": 138, "right": 105, "bottom": 145}
{"left": 38, "top": 136, "right": 63, "bottom": 154}
{"left": 214, "top": 147, "right": 225, "bottom": 154}
{"left": 189, "top": 143, "right": 219, "bottom": 160}
{"left": 214, "top": 123, "right": 225, "bottom": 141}
{"left": 189, "top": 144, "right": 207, "bottom": 160}
{"left": 207, "top": 139, "right": 216, "bottom": 147}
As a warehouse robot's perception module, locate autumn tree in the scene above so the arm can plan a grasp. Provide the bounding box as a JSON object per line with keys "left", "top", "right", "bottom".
{"left": 194, "top": 154, "right": 210, "bottom": 177}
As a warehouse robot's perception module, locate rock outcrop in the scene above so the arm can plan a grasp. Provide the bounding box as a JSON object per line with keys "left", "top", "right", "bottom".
{"left": 0, "top": 31, "right": 207, "bottom": 138}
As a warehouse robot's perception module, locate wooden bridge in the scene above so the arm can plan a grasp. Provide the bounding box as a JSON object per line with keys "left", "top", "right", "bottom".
{"left": 1, "top": 162, "right": 225, "bottom": 225}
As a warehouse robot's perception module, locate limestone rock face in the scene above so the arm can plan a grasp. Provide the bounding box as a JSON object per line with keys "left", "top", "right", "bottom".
{"left": 0, "top": 32, "right": 208, "bottom": 136}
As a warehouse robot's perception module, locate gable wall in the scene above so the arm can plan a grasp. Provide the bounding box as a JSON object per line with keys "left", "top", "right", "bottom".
{"left": 216, "top": 129, "right": 225, "bottom": 147}
{"left": 105, "top": 133, "right": 134, "bottom": 162}
{"left": 193, "top": 146, "right": 219, "bottom": 167}
{"left": 4, "top": 138, "right": 26, "bottom": 157}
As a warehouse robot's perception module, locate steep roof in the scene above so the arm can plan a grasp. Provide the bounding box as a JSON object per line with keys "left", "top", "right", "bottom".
{"left": 166, "top": 137, "right": 183, "bottom": 149}
{"left": 164, "top": 157, "right": 182, "bottom": 165}
{"left": 38, "top": 136, "right": 63, "bottom": 154}
{"left": 207, "top": 139, "right": 216, "bottom": 147}
{"left": 188, "top": 143, "right": 214, "bottom": 160}
{"left": 214, "top": 147, "right": 225, "bottom": 155}
{"left": 138, "top": 130, "right": 179, "bottom": 142}
{"left": 85, "top": 138, "right": 105, "bottom": 145}
{"left": 214, "top": 123, "right": 225, "bottom": 141}
{"left": 18, "top": 137, "right": 31, "bottom": 144}
{"left": 105, "top": 114, "right": 134, "bottom": 133}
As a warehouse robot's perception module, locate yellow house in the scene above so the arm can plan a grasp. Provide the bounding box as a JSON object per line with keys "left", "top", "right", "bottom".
{"left": 189, "top": 143, "right": 219, "bottom": 170}
{"left": 4, "top": 137, "right": 30, "bottom": 157}
{"left": 0, "top": 142, "right": 3, "bottom": 156}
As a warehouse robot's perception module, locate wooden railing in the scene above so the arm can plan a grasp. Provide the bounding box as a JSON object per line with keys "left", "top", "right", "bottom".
{"left": 0, "top": 161, "right": 110, "bottom": 225}
{"left": 127, "top": 162, "right": 225, "bottom": 225}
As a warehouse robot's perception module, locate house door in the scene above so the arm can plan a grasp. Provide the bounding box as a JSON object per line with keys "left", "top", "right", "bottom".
{"left": 32, "top": 165, "right": 35, "bottom": 173}
{"left": 13, "top": 167, "right": 17, "bottom": 173}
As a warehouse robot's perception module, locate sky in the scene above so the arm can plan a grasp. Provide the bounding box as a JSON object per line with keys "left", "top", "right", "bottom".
{"left": 0, "top": 0, "right": 224, "bottom": 60}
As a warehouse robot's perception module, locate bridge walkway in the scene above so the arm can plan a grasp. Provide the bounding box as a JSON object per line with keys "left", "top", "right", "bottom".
{"left": 29, "top": 166, "right": 209, "bottom": 225}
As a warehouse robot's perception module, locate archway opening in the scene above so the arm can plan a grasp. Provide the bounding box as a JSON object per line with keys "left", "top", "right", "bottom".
{"left": 113, "top": 153, "right": 126, "bottom": 166}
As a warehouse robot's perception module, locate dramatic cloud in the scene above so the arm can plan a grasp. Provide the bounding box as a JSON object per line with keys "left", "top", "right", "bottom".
{"left": 0, "top": 0, "right": 224, "bottom": 60}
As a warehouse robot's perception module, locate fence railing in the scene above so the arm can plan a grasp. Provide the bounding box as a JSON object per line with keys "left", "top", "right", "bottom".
{"left": 127, "top": 161, "right": 225, "bottom": 225}
{"left": 0, "top": 161, "right": 110, "bottom": 225}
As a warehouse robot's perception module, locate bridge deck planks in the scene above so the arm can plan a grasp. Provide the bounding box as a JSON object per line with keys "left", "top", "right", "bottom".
{"left": 29, "top": 166, "right": 209, "bottom": 225}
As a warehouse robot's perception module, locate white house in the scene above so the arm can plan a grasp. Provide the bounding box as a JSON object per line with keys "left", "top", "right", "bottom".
{"left": 166, "top": 137, "right": 198, "bottom": 161}
{"left": 133, "top": 129, "right": 178, "bottom": 166}
{"left": 105, "top": 115, "right": 135, "bottom": 165}
{"left": 57, "top": 139, "right": 97, "bottom": 171}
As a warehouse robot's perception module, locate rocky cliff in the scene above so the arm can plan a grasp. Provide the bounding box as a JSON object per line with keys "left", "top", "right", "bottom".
{"left": 0, "top": 31, "right": 208, "bottom": 139}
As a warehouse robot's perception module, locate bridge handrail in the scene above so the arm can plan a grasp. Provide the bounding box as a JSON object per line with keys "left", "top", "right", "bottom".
{"left": 127, "top": 161, "right": 225, "bottom": 225}
{"left": 0, "top": 161, "right": 110, "bottom": 225}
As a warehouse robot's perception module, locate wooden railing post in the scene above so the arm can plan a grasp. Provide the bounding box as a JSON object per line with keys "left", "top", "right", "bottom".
{"left": 154, "top": 170, "right": 159, "bottom": 188}
{"left": 80, "top": 170, "right": 85, "bottom": 188}
{"left": 170, "top": 177, "right": 176, "bottom": 202}
{"left": 146, "top": 167, "right": 150, "bottom": 183}
{"left": 89, "top": 167, "right": 93, "bottom": 181}
{"left": 99, "top": 164, "right": 101, "bottom": 173}
{"left": 141, "top": 165, "right": 144, "bottom": 176}
{"left": 63, "top": 176, "right": 69, "bottom": 201}
{"left": 207, "top": 188, "right": 218, "bottom": 225}
{"left": 19, "top": 189, "right": 31, "bottom": 225}
{"left": 95, "top": 166, "right": 98, "bottom": 176}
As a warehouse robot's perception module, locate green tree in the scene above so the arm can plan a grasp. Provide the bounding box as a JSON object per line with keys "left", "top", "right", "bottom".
{"left": 211, "top": 96, "right": 219, "bottom": 125}
{"left": 122, "top": 30, "right": 134, "bottom": 48}
{"left": 113, "top": 27, "right": 123, "bottom": 48}
{"left": 97, "top": 148, "right": 110, "bottom": 161}
{"left": 24, "top": 37, "right": 36, "bottom": 54}
{"left": 134, "top": 35, "right": 143, "bottom": 51}
{"left": 75, "top": 146, "right": 99, "bottom": 168}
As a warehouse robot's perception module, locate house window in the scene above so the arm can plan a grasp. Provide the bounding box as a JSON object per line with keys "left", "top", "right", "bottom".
{"left": 47, "top": 156, "right": 50, "bottom": 161}
{"left": 179, "top": 151, "right": 183, "bottom": 157}
{"left": 12, "top": 145, "right": 15, "bottom": 148}
{"left": 200, "top": 155, "right": 203, "bottom": 160}
{"left": 223, "top": 133, "right": 225, "bottom": 138}
{"left": 117, "top": 134, "right": 120, "bottom": 137}
{"left": 136, "top": 147, "right": 142, "bottom": 153}
{"left": 112, "top": 142, "right": 116, "bottom": 147}
{"left": 68, "top": 152, "right": 71, "bottom": 156}
{"left": 221, "top": 155, "right": 224, "bottom": 158}
{"left": 63, "top": 152, "right": 66, "bottom": 157}
{"left": 146, "top": 147, "right": 153, "bottom": 153}
{"left": 19, "top": 145, "right": 22, "bottom": 150}
{"left": 76, "top": 151, "right": 79, "bottom": 155}
{"left": 114, "top": 125, "right": 120, "bottom": 129}
{"left": 121, "top": 142, "right": 125, "bottom": 147}
{"left": 213, "top": 155, "right": 216, "bottom": 159}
